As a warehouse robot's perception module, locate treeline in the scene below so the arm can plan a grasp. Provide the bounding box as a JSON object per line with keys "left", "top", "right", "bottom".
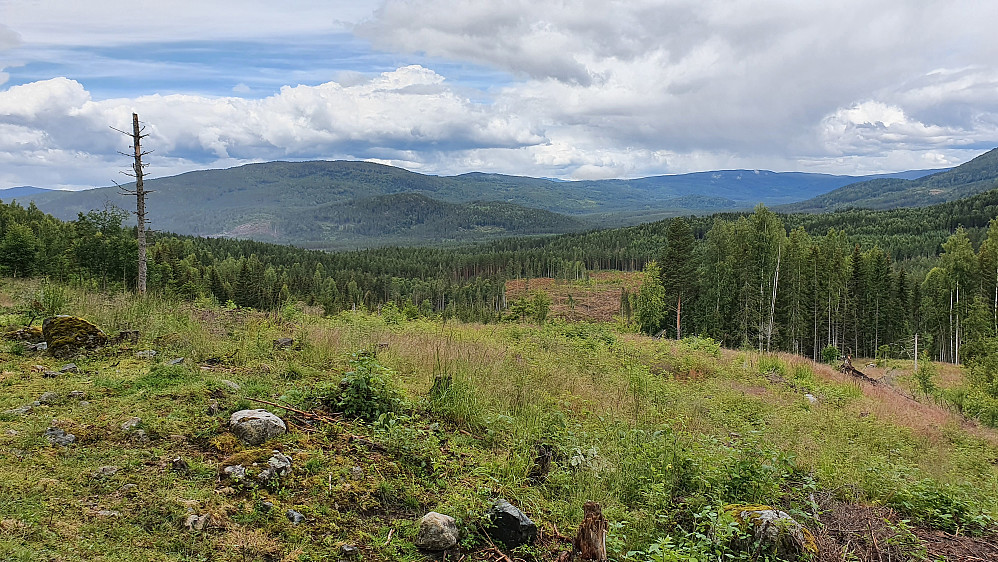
{"left": 635, "top": 206, "right": 998, "bottom": 363}
{"left": 6, "top": 188, "right": 998, "bottom": 361}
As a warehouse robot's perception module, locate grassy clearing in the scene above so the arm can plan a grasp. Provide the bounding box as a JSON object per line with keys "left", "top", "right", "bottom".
{"left": 1, "top": 278, "right": 997, "bottom": 561}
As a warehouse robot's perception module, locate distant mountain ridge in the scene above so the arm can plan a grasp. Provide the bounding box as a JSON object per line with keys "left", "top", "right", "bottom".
{"left": 0, "top": 186, "right": 55, "bottom": 200}
{"left": 781, "top": 148, "right": 998, "bottom": 213}
{"left": 16, "top": 161, "right": 944, "bottom": 249}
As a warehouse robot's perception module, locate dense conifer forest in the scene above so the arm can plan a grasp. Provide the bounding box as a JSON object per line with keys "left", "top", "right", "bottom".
{"left": 6, "top": 186, "right": 998, "bottom": 368}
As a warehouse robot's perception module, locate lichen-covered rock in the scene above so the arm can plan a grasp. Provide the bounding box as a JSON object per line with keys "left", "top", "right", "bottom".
{"left": 229, "top": 409, "right": 287, "bottom": 445}
{"left": 42, "top": 316, "right": 107, "bottom": 357}
{"left": 415, "top": 512, "right": 460, "bottom": 551}
{"left": 45, "top": 427, "right": 76, "bottom": 446}
{"left": 724, "top": 504, "right": 817, "bottom": 558}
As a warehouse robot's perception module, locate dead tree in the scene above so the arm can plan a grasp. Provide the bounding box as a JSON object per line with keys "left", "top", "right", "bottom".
{"left": 112, "top": 113, "right": 152, "bottom": 295}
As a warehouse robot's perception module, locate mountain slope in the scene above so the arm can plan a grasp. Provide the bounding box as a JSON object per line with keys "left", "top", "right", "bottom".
{"left": 782, "top": 148, "right": 998, "bottom": 213}
{"left": 20, "top": 161, "right": 941, "bottom": 248}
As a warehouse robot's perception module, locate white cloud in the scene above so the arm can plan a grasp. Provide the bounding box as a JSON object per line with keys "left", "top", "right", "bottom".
{"left": 0, "top": 67, "right": 547, "bottom": 188}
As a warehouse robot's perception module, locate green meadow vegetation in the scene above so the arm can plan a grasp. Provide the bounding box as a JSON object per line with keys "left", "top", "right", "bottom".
{"left": 2, "top": 278, "right": 997, "bottom": 561}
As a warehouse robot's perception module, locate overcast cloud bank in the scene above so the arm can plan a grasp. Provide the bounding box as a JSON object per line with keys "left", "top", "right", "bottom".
{"left": 1, "top": 0, "right": 997, "bottom": 189}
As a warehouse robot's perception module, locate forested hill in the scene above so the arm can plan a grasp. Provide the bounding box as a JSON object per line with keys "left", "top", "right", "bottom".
{"left": 782, "top": 147, "right": 998, "bottom": 213}
{"left": 13, "top": 160, "right": 936, "bottom": 249}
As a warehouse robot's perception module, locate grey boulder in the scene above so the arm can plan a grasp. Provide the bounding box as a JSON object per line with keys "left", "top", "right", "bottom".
{"left": 229, "top": 409, "right": 286, "bottom": 445}
{"left": 415, "top": 511, "right": 460, "bottom": 551}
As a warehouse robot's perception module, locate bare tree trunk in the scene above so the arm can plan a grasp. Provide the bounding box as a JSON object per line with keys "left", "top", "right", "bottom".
{"left": 767, "top": 244, "right": 781, "bottom": 352}
{"left": 132, "top": 113, "right": 147, "bottom": 295}
{"left": 114, "top": 113, "right": 151, "bottom": 295}
{"left": 676, "top": 295, "right": 682, "bottom": 340}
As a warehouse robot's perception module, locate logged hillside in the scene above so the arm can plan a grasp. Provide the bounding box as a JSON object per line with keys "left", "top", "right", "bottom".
{"left": 12, "top": 160, "right": 937, "bottom": 249}
{"left": 2, "top": 279, "right": 998, "bottom": 561}
{"left": 783, "top": 147, "right": 998, "bottom": 213}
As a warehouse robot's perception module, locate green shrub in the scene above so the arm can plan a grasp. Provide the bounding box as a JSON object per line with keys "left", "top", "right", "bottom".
{"left": 679, "top": 335, "right": 720, "bottom": 357}
{"left": 888, "top": 479, "right": 994, "bottom": 534}
{"left": 757, "top": 355, "right": 787, "bottom": 377}
{"left": 913, "top": 352, "right": 937, "bottom": 396}
{"left": 821, "top": 345, "right": 839, "bottom": 364}
{"left": 337, "top": 354, "right": 405, "bottom": 421}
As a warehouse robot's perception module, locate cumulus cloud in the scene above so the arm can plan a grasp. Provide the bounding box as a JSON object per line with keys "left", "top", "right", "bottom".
{"left": 0, "top": 67, "right": 546, "bottom": 188}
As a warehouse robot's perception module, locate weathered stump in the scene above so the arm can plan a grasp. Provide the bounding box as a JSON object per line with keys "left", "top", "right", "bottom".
{"left": 575, "top": 501, "right": 608, "bottom": 561}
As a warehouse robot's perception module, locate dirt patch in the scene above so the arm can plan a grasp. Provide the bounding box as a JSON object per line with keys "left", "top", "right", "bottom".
{"left": 916, "top": 528, "right": 998, "bottom": 561}
{"left": 505, "top": 273, "right": 643, "bottom": 323}
{"left": 814, "top": 497, "right": 998, "bottom": 561}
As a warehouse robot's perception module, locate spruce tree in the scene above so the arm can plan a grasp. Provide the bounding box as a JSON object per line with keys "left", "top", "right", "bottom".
{"left": 659, "top": 217, "right": 697, "bottom": 339}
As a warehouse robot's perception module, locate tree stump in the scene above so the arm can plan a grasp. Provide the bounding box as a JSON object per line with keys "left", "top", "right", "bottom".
{"left": 574, "top": 501, "right": 608, "bottom": 561}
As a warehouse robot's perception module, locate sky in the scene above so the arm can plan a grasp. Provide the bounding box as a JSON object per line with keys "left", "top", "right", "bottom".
{"left": 2, "top": 0, "right": 998, "bottom": 190}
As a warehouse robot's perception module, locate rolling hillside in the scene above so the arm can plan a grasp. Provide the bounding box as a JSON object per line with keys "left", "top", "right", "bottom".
{"left": 17, "top": 161, "right": 940, "bottom": 248}
{"left": 782, "top": 147, "right": 998, "bottom": 213}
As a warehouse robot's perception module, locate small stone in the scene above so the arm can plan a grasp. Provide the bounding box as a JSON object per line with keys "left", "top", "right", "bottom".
{"left": 415, "top": 512, "right": 460, "bottom": 551}
{"left": 38, "top": 391, "right": 60, "bottom": 405}
{"left": 805, "top": 393, "right": 818, "bottom": 404}
{"left": 267, "top": 452, "right": 292, "bottom": 477}
{"left": 42, "top": 371, "right": 59, "bottom": 378}
{"left": 340, "top": 544, "right": 359, "bottom": 556}
{"left": 221, "top": 379, "right": 240, "bottom": 391}
{"left": 79, "top": 401, "right": 90, "bottom": 407}
{"left": 184, "top": 513, "right": 211, "bottom": 532}
{"left": 350, "top": 466, "right": 364, "bottom": 480}
{"left": 259, "top": 501, "right": 274, "bottom": 512}
{"left": 94, "top": 465, "right": 119, "bottom": 478}
{"left": 167, "top": 357, "right": 185, "bottom": 366}
{"left": 59, "top": 363, "right": 79, "bottom": 373}
{"left": 44, "top": 427, "right": 76, "bottom": 446}
{"left": 171, "top": 457, "right": 190, "bottom": 473}
{"left": 135, "top": 350, "right": 157, "bottom": 359}
{"left": 286, "top": 509, "right": 305, "bottom": 524}
{"left": 229, "top": 409, "right": 286, "bottom": 445}
{"left": 273, "top": 337, "right": 294, "bottom": 349}
{"left": 34, "top": 342, "right": 48, "bottom": 351}
{"left": 3, "top": 405, "right": 32, "bottom": 415}
{"left": 6, "top": 429, "right": 18, "bottom": 436}
{"left": 207, "top": 400, "right": 220, "bottom": 416}
{"left": 121, "top": 417, "right": 142, "bottom": 431}
{"left": 224, "top": 464, "right": 246, "bottom": 481}
{"left": 68, "top": 391, "right": 87, "bottom": 400}
{"left": 131, "top": 429, "right": 149, "bottom": 443}
{"left": 96, "top": 510, "right": 121, "bottom": 517}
